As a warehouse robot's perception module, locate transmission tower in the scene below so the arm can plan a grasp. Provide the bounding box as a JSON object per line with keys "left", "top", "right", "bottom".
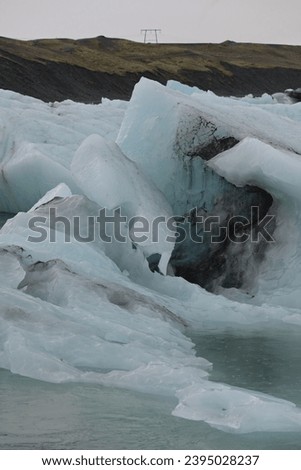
{"left": 141, "top": 29, "right": 161, "bottom": 44}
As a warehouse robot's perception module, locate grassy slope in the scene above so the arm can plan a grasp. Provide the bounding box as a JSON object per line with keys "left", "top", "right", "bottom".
{"left": 0, "top": 36, "right": 301, "bottom": 101}
{"left": 2, "top": 36, "right": 301, "bottom": 73}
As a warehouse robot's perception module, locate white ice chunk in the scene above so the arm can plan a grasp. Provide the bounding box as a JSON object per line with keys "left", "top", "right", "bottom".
{"left": 117, "top": 78, "right": 301, "bottom": 216}
{"left": 208, "top": 137, "right": 301, "bottom": 200}
{"left": 71, "top": 134, "right": 175, "bottom": 270}
{"left": 29, "top": 183, "right": 72, "bottom": 212}
{"left": 117, "top": 78, "right": 231, "bottom": 213}
{"left": 208, "top": 137, "right": 301, "bottom": 309}
{"left": 0, "top": 250, "right": 24, "bottom": 288}
{"left": 174, "top": 383, "right": 301, "bottom": 433}
{"left": 1, "top": 83, "right": 301, "bottom": 435}
{"left": 0, "top": 142, "right": 80, "bottom": 213}
{"left": 0, "top": 88, "right": 127, "bottom": 212}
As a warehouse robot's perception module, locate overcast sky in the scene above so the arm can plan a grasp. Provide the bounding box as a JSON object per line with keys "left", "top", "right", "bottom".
{"left": 0, "top": 0, "right": 300, "bottom": 44}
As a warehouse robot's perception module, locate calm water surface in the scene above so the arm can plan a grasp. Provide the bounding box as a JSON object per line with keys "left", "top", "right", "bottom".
{"left": 1, "top": 326, "right": 301, "bottom": 449}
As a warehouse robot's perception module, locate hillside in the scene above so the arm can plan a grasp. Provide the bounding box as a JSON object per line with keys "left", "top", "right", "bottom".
{"left": 0, "top": 36, "right": 301, "bottom": 102}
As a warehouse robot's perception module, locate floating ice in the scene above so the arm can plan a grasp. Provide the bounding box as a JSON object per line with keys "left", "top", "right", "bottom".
{"left": 29, "top": 183, "right": 72, "bottom": 212}
{"left": 208, "top": 137, "right": 301, "bottom": 308}
{"left": 174, "top": 383, "right": 301, "bottom": 433}
{"left": 0, "top": 90, "right": 126, "bottom": 212}
{"left": 1, "top": 80, "right": 301, "bottom": 434}
{"left": 117, "top": 78, "right": 238, "bottom": 213}
{"left": 71, "top": 134, "right": 175, "bottom": 270}
{"left": 117, "top": 78, "right": 301, "bottom": 220}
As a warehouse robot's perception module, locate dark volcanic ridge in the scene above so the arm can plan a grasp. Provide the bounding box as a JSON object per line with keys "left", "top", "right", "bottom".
{"left": 0, "top": 36, "right": 301, "bottom": 102}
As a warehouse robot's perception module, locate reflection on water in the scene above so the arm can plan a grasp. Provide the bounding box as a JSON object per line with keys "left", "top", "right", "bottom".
{"left": 1, "top": 326, "right": 301, "bottom": 450}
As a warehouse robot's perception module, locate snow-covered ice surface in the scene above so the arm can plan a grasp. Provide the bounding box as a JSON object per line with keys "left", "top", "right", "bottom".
{"left": 1, "top": 82, "right": 301, "bottom": 446}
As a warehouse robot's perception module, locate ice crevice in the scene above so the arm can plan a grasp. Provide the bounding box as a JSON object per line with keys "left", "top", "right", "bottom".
{"left": 1, "top": 79, "right": 301, "bottom": 433}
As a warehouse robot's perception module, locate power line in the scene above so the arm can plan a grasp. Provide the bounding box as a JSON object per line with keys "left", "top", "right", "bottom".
{"left": 140, "top": 29, "right": 161, "bottom": 44}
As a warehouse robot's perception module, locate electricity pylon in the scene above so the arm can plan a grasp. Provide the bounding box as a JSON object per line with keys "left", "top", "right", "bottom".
{"left": 141, "top": 29, "right": 161, "bottom": 44}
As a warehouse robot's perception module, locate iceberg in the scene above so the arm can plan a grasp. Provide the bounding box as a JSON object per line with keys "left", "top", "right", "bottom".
{"left": 117, "top": 78, "right": 239, "bottom": 214}
{"left": 208, "top": 137, "right": 301, "bottom": 308}
{"left": 29, "top": 183, "right": 72, "bottom": 212}
{"left": 71, "top": 134, "right": 176, "bottom": 272}
{"left": 1, "top": 80, "right": 301, "bottom": 436}
{"left": 174, "top": 383, "right": 301, "bottom": 433}
{"left": 0, "top": 90, "right": 126, "bottom": 212}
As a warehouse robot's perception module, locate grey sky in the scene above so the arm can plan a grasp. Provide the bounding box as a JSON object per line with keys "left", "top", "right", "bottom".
{"left": 0, "top": 0, "right": 300, "bottom": 44}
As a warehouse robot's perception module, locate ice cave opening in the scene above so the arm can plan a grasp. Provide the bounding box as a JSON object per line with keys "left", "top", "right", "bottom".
{"left": 152, "top": 179, "right": 275, "bottom": 294}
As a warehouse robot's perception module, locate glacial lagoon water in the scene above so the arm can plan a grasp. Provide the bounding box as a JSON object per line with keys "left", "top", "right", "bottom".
{"left": 1, "top": 326, "right": 300, "bottom": 450}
